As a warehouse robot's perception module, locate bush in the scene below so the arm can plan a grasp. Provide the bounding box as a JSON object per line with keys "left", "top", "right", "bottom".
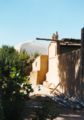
{"left": 0, "top": 46, "right": 33, "bottom": 120}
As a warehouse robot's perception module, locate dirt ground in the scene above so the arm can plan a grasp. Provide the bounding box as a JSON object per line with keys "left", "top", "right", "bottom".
{"left": 55, "top": 109, "right": 84, "bottom": 120}
{"left": 21, "top": 95, "right": 84, "bottom": 120}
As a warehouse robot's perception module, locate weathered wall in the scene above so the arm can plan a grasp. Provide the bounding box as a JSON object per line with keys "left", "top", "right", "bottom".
{"left": 30, "top": 55, "right": 48, "bottom": 86}
{"left": 48, "top": 41, "right": 60, "bottom": 57}
{"left": 46, "top": 47, "right": 81, "bottom": 97}
{"left": 30, "top": 71, "right": 38, "bottom": 86}
{"left": 46, "top": 41, "right": 62, "bottom": 92}
{"left": 32, "top": 56, "right": 41, "bottom": 71}
{"left": 58, "top": 49, "right": 81, "bottom": 97}
{"left": 30, "top": 34, "right": 83, "bottom": 99}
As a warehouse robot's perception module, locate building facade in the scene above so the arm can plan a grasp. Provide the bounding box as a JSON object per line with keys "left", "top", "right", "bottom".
{"left": 30, "top": 28, "right": 84, "bottom": 100}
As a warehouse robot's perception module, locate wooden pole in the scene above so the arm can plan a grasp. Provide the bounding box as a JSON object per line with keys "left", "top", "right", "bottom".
{"left": 80, "top": 27, "right": 84, "bottom": 100}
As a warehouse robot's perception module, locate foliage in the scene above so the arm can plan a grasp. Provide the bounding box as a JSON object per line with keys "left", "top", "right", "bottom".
{"left": 33, "top": 52, "right": 40, "bottom": 58}
{"left": 0, "top": 45, "right": 33, "bottom": 120}
{"left": 0, "top": 98, "right": 4, "bottom": 120}
{"left": 19, "top": 50, "right": 30, "bottom": 61}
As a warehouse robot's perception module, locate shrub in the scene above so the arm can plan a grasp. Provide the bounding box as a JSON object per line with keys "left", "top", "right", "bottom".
{"left": 0, "top": 46, "right": 33, "bottom": 120}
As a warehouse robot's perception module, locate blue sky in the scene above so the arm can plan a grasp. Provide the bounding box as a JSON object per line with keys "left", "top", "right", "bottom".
{"left": 0, "top": 0, "right": 84, "bottom": 46}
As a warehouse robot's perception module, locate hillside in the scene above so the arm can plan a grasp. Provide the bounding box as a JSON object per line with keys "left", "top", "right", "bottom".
{"left": 15, "top": 41, "right": 48, "bottom": 55}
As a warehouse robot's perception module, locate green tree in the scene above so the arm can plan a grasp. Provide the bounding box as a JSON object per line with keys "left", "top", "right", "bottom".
{"left": 33, "top": 52, "right": 40, "bottom": 58}
{"left": 0, "top": 45, "right": 33, "bottom": 120}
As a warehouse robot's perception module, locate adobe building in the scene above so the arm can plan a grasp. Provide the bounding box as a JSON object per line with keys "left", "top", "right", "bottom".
{"left": 30, "top": 55, "right": 48, "bottom": 86}
{"left": 30, "top": 28, "right": 84, "bottom": 100}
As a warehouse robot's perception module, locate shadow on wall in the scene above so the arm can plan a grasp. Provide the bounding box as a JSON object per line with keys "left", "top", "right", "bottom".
{"left": 58, "top": 49, "right": 82, "bottom": 98}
